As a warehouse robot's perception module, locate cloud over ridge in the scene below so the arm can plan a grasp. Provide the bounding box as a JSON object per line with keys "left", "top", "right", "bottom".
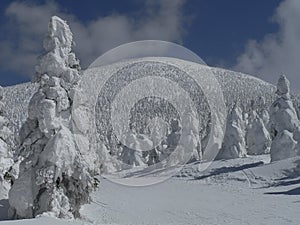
{"left": 0, "top": 0, "right": 187, "bottom": 77}
{"left": 234, "top": 0, "right": 300, "bottom": 91}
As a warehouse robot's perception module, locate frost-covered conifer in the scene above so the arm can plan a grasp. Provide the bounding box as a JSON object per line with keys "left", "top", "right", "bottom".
{"left": 181, "top": 108, "right": 201, "bottom": 161}
{"left": 120, "top": 130, "right": 146, "bottom": 167}
{"left": 269, "top": 75, "right": 299, "bottom": 162}
{"left": 257, "top": 96, "right": 270, "bottom": 127}
{"left": 246, "top": 111, "right": 271, "bottom": 155}
{"left": 217, "top": 104, "right": 247, "bottom": 159}
{"left": 9, "top": 16, "right": 96, "bottom": 219}
{"left": 163, "top": 119, "right": 182, "bottom": 165}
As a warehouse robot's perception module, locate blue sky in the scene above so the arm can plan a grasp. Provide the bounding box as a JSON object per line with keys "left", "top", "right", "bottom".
{"left": 0, "top": 0, "right": 299, "bottom": 91}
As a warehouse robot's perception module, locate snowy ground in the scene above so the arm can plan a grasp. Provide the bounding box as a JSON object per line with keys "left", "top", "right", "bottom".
{"left": 1, "top": 155, "right": 300, "bottom": 225}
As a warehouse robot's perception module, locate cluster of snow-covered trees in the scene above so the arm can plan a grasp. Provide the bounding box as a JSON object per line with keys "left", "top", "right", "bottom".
{"left": 218, "top": 74, "right": 300, "bottom": 162}
{"left": 217, "top": 99, "right": 271, "bottom": 160}
{"left": 114, "top": 107, "right": 202, "bottom": 169}
{"left": 115, "top": 73, "right": 300, "bottom": 166}
{"left": 111, "top": 73, "right": 300, "bottom": 167}
{"left": 0, "top": 15, "right": 300, "bottom": 221}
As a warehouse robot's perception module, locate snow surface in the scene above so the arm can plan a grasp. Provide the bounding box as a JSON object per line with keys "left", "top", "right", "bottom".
{"left": 1, "top": 155, "right": 299, "bottom": 224}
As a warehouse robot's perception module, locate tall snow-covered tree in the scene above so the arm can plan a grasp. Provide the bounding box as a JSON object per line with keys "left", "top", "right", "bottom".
{"left": 246, "top": 111, "right": 271, "bottom": 155}
{"left": 163, "top": 119, "right": 182, "bottom": 165}
{"left": 216, "top": 104, "right": 247, "bottom": 159}
{"left": 120, "top": 130, "right": 146, "bottom": 167}
{"left": 181, "top": 108, "right": 201, "bottom": 162}
{"left": 269, "top": 75, "right": 299, "bottom": 162}
{"left": 0, "top": 86, "right": 14, "bottom": 193}
{"left": 147, "top": 119, "right": 164, "bottom": 166}
{"left": 9, "top": 16, "right": 96, "bottom": 219}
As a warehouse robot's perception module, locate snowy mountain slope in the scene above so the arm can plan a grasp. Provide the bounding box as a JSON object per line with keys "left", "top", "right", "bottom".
{"left": 211, "top": 67, "right": 276, "bottom": 107}
{"left": 2, "top": 83, "right": 37, "bottom": 135}
{"left": 2, "top": 59, "right": 279, "bottom": 136}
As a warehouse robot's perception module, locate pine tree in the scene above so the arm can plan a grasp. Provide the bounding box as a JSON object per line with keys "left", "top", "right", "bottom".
{"left": 120, "top": 130, "right": 146, "bottom": 167}
{"left": 9, "top": 16, "right": 96, "bottom": 219}
{"left": 246, "top": 111, "right": 271, "bottom": 155}
{"left": 217, "top": 104, "right": 247, "bottom": 159}
{"left": 257, "top": 96, "right": 270, "bottom": 127}
{"left": 269, "top": 75, "right": 299, "bottom": 162}
{"left": 163, "top": 119, "right": 182, "bottom": 165}
{"left": 181, "top": 108, "right": 202, "bottom": 161}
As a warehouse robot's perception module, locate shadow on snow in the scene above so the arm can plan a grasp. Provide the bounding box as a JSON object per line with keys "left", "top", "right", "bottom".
{"left": 193, "top": 161, "right": 264, "bottom": 180}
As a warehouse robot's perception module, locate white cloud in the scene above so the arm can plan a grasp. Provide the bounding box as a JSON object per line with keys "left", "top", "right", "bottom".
{"left": 234, "top": 0, "right": 300, "bottom": 92}
{"left": 0, "top": 0, "right": 187, "bottom": 77}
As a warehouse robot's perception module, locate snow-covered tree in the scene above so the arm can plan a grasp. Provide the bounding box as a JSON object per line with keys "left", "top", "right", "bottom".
{"left": 181, "top": 108, "right": 201, "bottom": 162}
{"left": 9, "top": 16, "right": 96, "bottom": 219}
{"left": 120, "top": 130, "right": 146, "bottom": 167}
{"left": 0, "top": 86, "right": 14, "bottom": 192}
{"left": 246, "top": 111, "right": 271, "bottom": 155}
{"left": 162, "top": 119, "right": 182, "bottom": 164}
{"left": 269, "top": 75, "right": 300, "bottom": 162}
{"left": 257, "top": 96, "right": 270, "bottom": 127}
{"left": 146, "top": 117, "right": 167, "bottom": 165}
{"left": 216, "top": 104, "right": 247, "bottom": 159}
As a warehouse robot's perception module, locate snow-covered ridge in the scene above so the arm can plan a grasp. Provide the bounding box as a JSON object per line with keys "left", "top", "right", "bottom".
{"left": 2, "top": 61, "right": 299, "bottom": 135}
{"left": 3, "top": 82, "right": 37, "bottom": 134}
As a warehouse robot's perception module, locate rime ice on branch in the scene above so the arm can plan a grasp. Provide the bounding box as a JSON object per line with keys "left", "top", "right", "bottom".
{"left": 9, "top": 16, "right": 96, "bottom": 219}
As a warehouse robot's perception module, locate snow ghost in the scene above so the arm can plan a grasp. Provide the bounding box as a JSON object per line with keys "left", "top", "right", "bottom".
{"left": 181, "top": 107, "right": 202, "bottom": 161}
{"left": 269, "top": 75, "right": 299, "bottom": 162}
{"left": 217, "top": 104, "right": 247, "bottom": 159}
{"left": 246, "top": 110, "right": 271, "bottom": 155}
{"left": 257, "top": 96, "right": 270, "bottom": 127}
{"left": 9, "top": 16, "right": 96, "bottom": 219}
